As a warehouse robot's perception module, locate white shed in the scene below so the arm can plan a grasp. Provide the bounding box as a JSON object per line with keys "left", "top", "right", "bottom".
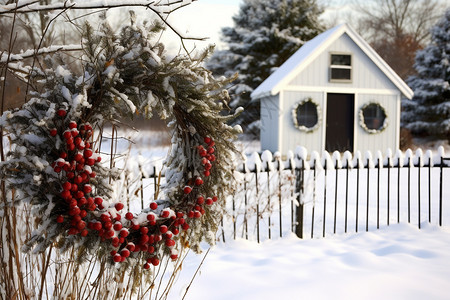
{"left": 251, "top": 23, "right": 413, "bottom": 155}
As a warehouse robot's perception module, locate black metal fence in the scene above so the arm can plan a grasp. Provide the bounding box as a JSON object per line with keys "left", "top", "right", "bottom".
{"left": 219, "top": 148, "right": 450, "bottom": 242}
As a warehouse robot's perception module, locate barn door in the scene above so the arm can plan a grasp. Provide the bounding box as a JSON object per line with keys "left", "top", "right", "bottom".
{"left": 325, "top": 93, "right": 354, "bottom": 152}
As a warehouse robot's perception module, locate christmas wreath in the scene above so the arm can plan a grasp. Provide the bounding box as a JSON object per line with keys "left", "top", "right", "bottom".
{"left": 0, "top": 19, "right": 241, "bottom": 271}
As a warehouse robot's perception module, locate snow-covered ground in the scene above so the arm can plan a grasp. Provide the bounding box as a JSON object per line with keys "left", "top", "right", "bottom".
{"left": 170, "top": 223, "right": 450, "bottom": 300}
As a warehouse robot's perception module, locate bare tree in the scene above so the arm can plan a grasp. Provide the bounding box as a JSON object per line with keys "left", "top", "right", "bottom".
{"left": 354, "top": 0, "right": 446, "bottom": 79}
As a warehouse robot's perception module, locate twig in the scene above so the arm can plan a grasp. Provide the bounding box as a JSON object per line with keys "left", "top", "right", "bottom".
{"left": 182, "top": 247, "right": 211, "bottom": 300}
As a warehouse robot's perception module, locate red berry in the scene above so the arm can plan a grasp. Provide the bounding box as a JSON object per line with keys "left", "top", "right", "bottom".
{"left": 140, "top": 227, "right": 149, "bottom": 235}
{"left": 113, "top": 222, "right": 122, "bottom": 231}
{"left": 94, "top": 222, "right": 102, "bottom": 231}
{"left": 204, "top": 162, "right": 212, "bottom": 170}
{"left": 204, "top": 136, "right": 211, "bottom": 144}
{"left": 56, "top": 215, "right": 64, "bottom": 223}
{"left": 161, "top": 210, "right": 170, "bottom": 218}
{"left": 146, "top": 213, "right": 155, "bottom": 222}
{"left": 84, "top": 149, "right": 93, "bottom": 158}
{"left": 50, "top": 128, "right": 57, "bottom": 137}
{"left": 209, "top": 141, "right": 215, "bottom": 147}
{"left": 195, "top": 177, "right": 204, "bottom": 186}
{"left": 59, "top": 152, "right": 67, "bottom": 159}
{"left": 183, "top": 186, "right": 192, "bottom": 194}
{"left": 197, "top": 196, "right": 205, "bottom": 205}
{"left": 206, "top": 198, "right": 213, "bottom": 205}
{"left": 125, "top": 212, "right": 133, "bottom": 220}
{"left": 94, "top": 197, "right": 103, "bottom": 205}
{"left": 62, "top": 182, "right": 72, "bottom": 191}
{"left": 69, "top": 121, "right": 77, "bottom": 129}
{"left": 80, "top": 229, "right": 88, "bottom": 237}
{"left": 151, "top": 257, "right": 159, "bottom": 266}
{"left": 143, "top": 263, "right": 150, "bottom": 269}
{"left": 187, "top": 211, "right": 194, "bottom": 218}
{"left": 150, "top": 202, "right": 158, "bottom": 210}
{"left": 87, "top": 158, "right": 95, "bottom": 166}
{"left": 204, "top": 170, "right": 210, "bottom": 177}
{"left": 160, "top": 225, "right": 168, "bottom": 234}
{"left": 63, "top": 130, "right": 72, "bottom": 140}
{"left": 172, "top": 228, "right": 180, "bottom": 235}
{"left": 165, "top": 239, "right": 175, "bottom": 247}
{"left": 61, "top": 190, "right": 71, "bottom": 200}
{"left": 76, "top": 220, "right": 86, "bottom": 230}
{"left": 57, "top": 109, "right": 67, "bottom": 117}
{"left": 207, "top": 147, "right": 214, "bottom": 154}
{"left": 209, "top": 154, "right": 216, "bottom": 162}
{"left": 182, "top": 223, "right": 190, "bottom": 230}
{"left": 170, "top": 253, "right": 178, "bottom": 260}
{"left": 83, "top": 185, "right": 92, "bottom": 194}
{"left": 120, "top": 249, "right": 130, "bottom": 258}
{"left": 115, "top": 203, "right": 124, "bottom": 211}
{"left": 212, "top": 196, "right": 218, "bottom": 202}
{"left": 126, "top": 243, "right": 135, "bottom": 252}
{"left": 194, "top": 211, "right": 201, "bottom": 218}
{"left": 113, "top": 254, "right": 122, "bottom": 263}
{"left": 199, "top": 149, "right": 207, "bottom": 157}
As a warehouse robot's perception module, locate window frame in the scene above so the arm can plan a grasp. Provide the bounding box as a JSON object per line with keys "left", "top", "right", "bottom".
{"left": 359, "top": 102, "right": 388, "bottom": 134}
{"left": 329, "top": 52, "right": 352, "bottom": 83}
{"left": 292, "top": 97, "right": 321, "bottom": 133}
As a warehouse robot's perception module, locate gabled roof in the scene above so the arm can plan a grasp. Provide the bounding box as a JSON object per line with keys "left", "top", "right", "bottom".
{"left": 251, "top": 23, "right": 414, "bottom": 100}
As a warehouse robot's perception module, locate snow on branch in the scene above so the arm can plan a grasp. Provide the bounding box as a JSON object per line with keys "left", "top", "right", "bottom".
{"left": 0, "top": 44, "right": 82, "bottom": 63}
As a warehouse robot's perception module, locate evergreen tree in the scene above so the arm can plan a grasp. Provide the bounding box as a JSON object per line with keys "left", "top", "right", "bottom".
{"left": 207, "top": 0, "right": 324, "bottom": 137}
{"left": 402, "top": 9, "right": 450, "bottom": 141}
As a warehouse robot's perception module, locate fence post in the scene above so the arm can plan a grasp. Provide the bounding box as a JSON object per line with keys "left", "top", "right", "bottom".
{"left": 295, "top": 158, "right": 304, "bottom": 239}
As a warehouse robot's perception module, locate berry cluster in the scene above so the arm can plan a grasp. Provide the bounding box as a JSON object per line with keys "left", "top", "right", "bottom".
{"left": 52, "top": 111, "right": 104, "bottom": 237}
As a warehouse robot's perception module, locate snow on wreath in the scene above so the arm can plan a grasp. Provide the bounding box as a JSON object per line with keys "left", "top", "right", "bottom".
{"left": 0, "top": 19, "right": 242, "bottom": 271}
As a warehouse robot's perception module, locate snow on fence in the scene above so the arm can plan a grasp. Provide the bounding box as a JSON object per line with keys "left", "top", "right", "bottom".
{"left": 124, "top": 146, "right": 450, "bottom": 243}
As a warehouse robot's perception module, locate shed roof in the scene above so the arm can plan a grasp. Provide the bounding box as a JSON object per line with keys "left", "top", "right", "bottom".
{"left": 251, "top": 23, "right": 413, "bottom": 100}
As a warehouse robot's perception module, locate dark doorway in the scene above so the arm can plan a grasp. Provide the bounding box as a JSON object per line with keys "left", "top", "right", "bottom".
{"left": 326, "top": 93, "right": 354, "bottom": 152}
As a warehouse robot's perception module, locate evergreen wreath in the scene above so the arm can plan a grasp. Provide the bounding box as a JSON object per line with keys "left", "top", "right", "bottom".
{"left": 0, "top": 19, "right": 241, "bottom": 271}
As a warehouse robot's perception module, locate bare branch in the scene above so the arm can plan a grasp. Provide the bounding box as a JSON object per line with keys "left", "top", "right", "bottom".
{"left": 0, "top": 0, "right": 197, "bottom": 15}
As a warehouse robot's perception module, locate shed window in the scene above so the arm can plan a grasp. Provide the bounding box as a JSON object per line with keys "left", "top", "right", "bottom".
{"left": 292, "top": 98, "right": 320, "bottom": 132}
{"left": 330, "top": 54, "right": 352, "bottom": 81}
{"left": 359, "top": 102, "right": 388, "bottom": 133}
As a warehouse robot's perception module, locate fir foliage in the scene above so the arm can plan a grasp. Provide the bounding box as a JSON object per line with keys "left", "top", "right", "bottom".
{"left": 402, "top": 9, "right": 450, "bottom": 141}
{"left": 207, "top": 0, "right": 324, "bottom": 137}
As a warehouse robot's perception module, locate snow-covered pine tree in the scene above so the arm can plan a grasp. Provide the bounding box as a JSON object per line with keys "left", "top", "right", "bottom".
{"left": 402, "top": 9, "right": 450, "bottom": 142}
{"left": 207, "top": 0, "right": 324, "bottom": 137}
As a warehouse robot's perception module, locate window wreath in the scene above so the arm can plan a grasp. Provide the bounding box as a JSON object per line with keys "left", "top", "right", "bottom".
{"left": 359, "top": 102, "right": 388, "bottom": 134}
{"left": 292, "top": 98, "right": 321, "bottom": 132}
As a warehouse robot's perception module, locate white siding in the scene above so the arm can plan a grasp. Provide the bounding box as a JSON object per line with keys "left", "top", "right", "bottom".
{"left": 260, "top": 95, "right": 281, "bottom": 152}
{"left": 288, "top": 33, "right": 398, "bottom": 91}
{"left": 280, "top": 91, "right": 324, "bottom": 154}
{"left": 354, "top": 93, "right": 400, "bottom": 154}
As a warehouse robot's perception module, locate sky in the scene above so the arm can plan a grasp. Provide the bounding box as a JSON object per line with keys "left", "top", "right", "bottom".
{"left": 159, "top": 0, "right": 355, "bottom": 53}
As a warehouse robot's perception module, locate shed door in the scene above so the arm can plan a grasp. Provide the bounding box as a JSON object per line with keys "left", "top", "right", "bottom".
{"left": 326, "top": 93, "right": 354, "bottom": 152}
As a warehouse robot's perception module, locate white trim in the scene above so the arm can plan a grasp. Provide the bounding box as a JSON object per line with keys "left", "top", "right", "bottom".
{"left": 282, "top": 85, "right": 401, "bottom": 96}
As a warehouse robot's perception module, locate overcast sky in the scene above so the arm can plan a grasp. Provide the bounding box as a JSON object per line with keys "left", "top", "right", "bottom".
{"left": 160, "top": 0, "right": 355, "bottom": 53}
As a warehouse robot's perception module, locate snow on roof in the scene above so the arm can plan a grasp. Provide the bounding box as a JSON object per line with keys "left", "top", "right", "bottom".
{"left": 251, "top": 23, "right": 413, "bottom": 100}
